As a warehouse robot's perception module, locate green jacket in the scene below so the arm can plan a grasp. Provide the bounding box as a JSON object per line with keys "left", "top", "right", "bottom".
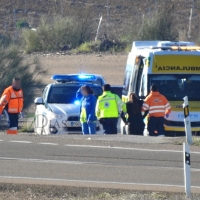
{"left": 96, "top": 91, "right": 126, "bottom": 119}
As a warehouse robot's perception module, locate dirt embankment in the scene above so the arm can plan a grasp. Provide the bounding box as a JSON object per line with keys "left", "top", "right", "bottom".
{"left": 36, "top": 53, "right": 128, "bottom": 86}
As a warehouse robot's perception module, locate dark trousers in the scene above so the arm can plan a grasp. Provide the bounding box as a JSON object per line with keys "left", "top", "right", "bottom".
{"left": 8, "top": 113, "right": 19, "bottom": 128}
{"left": 128, "top": 124, "right": 144, "bottom": 135}
{"left": 148, "top": 117, "right": 165, "bottom": 136}
{"left": 101, "top": 118, "right": 118, "bottom": 134}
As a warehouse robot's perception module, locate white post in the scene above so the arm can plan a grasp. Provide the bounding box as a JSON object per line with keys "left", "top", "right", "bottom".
{"left": 95, "top": 16, "right": 103, "bottom": 42}
{"left": 183, "top": 96, "right": 193, "bottom": 145}
{"left": 183, "top": 142, "right": 191, "bottom": 198}
{"left": 188, "top": 8, "right": 192, "bottom": 38}
{"left": 183, "top": 96, "right": 193, "bottom": 198}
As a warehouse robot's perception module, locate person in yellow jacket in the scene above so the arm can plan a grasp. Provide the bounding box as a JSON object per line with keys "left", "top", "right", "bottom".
{"left": 96, "top": 84, "right": 126, "bottom": 134}
{"left": 0, "top": 78, "right": 24, "bottom": 134}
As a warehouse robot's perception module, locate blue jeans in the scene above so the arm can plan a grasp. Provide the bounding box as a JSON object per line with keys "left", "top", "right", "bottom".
{"left": 81, "top": 122, "right": 96, "bottom": 135}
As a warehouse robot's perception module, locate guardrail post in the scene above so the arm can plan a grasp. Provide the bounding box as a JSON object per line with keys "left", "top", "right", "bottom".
{"left": 183, "top": 96, "right": 193, "bottom": 198}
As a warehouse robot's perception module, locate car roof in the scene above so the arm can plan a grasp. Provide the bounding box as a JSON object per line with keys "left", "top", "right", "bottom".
{"left": 68, "top": 74, "right": 104, "bottom": 78}
{"left": 50, "top": 82, "right": 102, "bottom": 88}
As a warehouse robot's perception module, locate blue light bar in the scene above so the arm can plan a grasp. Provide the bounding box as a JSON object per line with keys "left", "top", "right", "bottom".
{"left": 78, "top": 74, "right": 96, "bottom": 79}
{"left": 51, "top": 74, "right": 97, "bottom": 82}
{"left": 51, "top": 75, "right": 70, "bottom": 81}
{"left": 74, "top": 100, "right": 81, "bottom": 105}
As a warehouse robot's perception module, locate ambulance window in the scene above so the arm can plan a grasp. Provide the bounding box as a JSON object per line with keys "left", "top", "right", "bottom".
{"left": 139, "top": 74, "right": 148, "bottom": 98}
{"left": 122, "top": 71, "right": 131, "bottom": 95}
{"left": 135, "top": 57, "right": 144, "bottom": 95}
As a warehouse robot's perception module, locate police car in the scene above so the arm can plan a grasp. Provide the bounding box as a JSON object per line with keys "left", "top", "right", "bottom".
{"left": 34, "top": 74, "right": 104, "bottom": 135}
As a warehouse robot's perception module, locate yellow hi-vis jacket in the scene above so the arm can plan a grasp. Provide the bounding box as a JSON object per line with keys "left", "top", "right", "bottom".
{"left": 96, "top": 91, "right": 126, "bottom": 119}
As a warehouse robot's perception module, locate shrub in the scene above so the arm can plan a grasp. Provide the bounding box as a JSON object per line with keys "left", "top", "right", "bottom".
{"left": 16, "top": 20, "right": 29, "bottom": 29}
{"left": 22, "top": 15, "right": 93, "bottom": 53}
{"left": 22, "top": 29, "right": 42, "bottom": 53}
{"left": 78, "top": 42, "right": 92, "bottom": 53}
{"left": 138, "top": 5, "right": 178, "bottom": 41}
{"left": 0, "top": 33, "right": 12, "bottom": 48}
{"left": 0, "top": 46, "right": 46, "bottom": 109}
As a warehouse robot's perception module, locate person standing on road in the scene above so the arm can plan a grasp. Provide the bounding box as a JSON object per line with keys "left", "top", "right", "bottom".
{"left": 142, "top": 84, "right": 171, "bottom": 137}
{"left": 78, "top": 85, "right": 97, "bottom": 135}
{"left": 121, "top": 93, "right": 148, "bottom": 135}
{"left": 0, "top": 78, "right": 24, "bottom": 134}
{"left": 96, "top": 84, "right": 126, "bottom": 134}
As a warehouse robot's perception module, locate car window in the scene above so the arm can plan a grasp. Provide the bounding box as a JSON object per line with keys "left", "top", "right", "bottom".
{"left": 94, "top": 79, "right": 103, "bottom": 86}
{"left": 48, "top": 86, "right": 102, "bottom": 104}
{"left": 42, "top": 87, "right": 48, "bottom": 101}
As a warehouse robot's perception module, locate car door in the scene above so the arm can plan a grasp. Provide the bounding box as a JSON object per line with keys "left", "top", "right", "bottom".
{"left": 35, "top": 86, "right": 49, "bottom": 133}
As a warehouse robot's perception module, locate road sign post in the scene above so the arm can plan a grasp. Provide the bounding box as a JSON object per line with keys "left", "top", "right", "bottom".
{"left": 183, "top": 96, "right": 193, "bottom": 198}
{"left": 183, "top": 142, "right": 191, "bottom": 198}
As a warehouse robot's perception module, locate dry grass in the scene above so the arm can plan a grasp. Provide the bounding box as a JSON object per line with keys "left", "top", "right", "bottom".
{"left": 0, "top": 183, "right": 199, "bottom": 200}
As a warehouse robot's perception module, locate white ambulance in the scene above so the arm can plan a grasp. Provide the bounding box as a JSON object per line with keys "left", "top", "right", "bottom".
{"left": 121, "top": 41, "right": 200, "bottom": 136}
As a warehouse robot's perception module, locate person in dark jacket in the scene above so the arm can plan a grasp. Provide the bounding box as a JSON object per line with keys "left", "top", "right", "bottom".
{"left": 77, "top": 85, "right": 97, "bottom": 135}
{"left": 121, "top": 93, "right": 147, "bottom": 135}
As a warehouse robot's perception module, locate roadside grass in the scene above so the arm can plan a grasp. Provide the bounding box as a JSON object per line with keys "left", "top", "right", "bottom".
{"left": 78, "top": 42, "right": 93, "bottom": 53}
{"left": 19, "top": 125, "right": 34, "bottom": 133}
{"left": 174, "top": 137, "right": 200, "bottom": 146}
{"left": 193, "top": 137, "right": 200, "bottom": 146}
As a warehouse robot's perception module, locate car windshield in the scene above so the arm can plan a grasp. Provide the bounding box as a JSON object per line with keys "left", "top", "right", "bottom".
{"left": 150, "top": 75, "right": 200, "bottom": 101}
{"left": 48, "top": 86, "right": 102, "bottom": 104}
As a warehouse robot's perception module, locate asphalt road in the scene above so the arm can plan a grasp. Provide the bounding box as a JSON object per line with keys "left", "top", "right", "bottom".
{"left": 0, "top": 134, "right": 199, "bottom": 193}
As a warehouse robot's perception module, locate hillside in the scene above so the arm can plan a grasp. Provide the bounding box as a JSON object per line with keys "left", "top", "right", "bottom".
{"left": 0, "top": 0, "right": 200, "bottom": 42}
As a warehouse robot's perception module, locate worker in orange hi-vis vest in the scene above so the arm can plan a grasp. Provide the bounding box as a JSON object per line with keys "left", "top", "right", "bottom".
{"left": 0, "top": 78, "right": 24, "bottom": 134}
{"left": 142, "top": 84, "right": 171, "bottom": 137}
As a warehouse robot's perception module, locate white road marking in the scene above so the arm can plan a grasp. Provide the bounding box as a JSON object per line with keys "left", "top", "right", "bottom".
{"left": 9, "top": 140, "right": 32, "bottom": 144}
{"left": 0, "top": 175, "right": 199, "bottom": 189}
{"left": 0, "top": 140, "right": 3, "bottom": 142}
{"left": 0, "top": 157, "right": 102, "bottom": 165}
{"left": 38, "top": 142, "right": 58, "bottom": 146}
{"left": 65, "top": 144, "right": 200, "bottom": 155}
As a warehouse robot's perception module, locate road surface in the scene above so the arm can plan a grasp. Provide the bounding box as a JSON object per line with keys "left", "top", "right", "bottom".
{"left": 0, "top": 134, "right": 199, "bottom": 193}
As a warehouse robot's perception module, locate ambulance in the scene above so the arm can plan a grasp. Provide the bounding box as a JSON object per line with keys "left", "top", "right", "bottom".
{"left": 121, "top": 41, "right": 200, "bottom": 136}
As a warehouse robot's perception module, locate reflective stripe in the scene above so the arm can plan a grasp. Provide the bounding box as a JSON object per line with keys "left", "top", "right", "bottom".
{"left": 117, "top": 100, "right": 124, "bottom": 112}
{"left": 149, "top": 105, "right": 165, "bottom": 109}
{"left": 143, "top": 103, "right": 149, "bottom": 109}
{"left": 0, "top": 95, "right": 7, "bottom": 105}
{"left": 149, "top": 110, "right": 165, "bottom": 114}
{"left": 166, "top": 106, "right": 171, "bottom": 110}
{"left": 164, "top": 103, "right": 170, "bottom": 108}
{"left": 8, "top": 108, "right": 18, "bottom": 113}
{"left": 99, "top": 98, "right": 115, "bottom": 103}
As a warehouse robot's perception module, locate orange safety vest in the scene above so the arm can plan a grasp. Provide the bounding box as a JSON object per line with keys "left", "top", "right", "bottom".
{"left": 0, "top": 86, "right": 23, "bottom": 114}
{"left": 142, "top": 92, "right": 171, "bottom": 117}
